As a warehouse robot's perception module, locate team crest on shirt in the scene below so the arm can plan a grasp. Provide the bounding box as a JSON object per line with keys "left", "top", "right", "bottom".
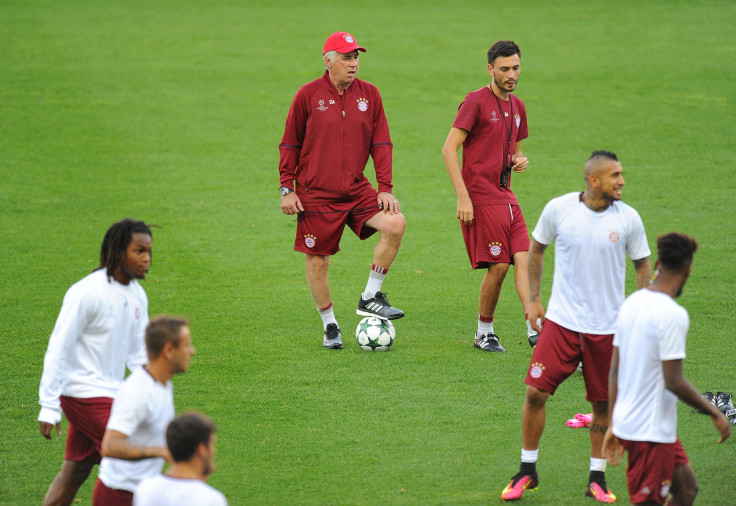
{"left": 357, "top": 98, "right": 369, "bottom": 112}
{"left": 304, "top": 234, "right": 317, "bottom": 248}
{"left": 316, "top": 99, "right": 328, "bottom": 112}
{"left": 488, "top": 241, "right": 502, "bottom": 257}
{"left": 134, "top": 307, "right": 141, "bottom": 319}
{"left": 609, "top": 228, "right": 621, "bottom": 243}
{"left": 514, "top": 113, "right": 521, "bottom": 128}
{"left": 659, "top": 480, "right": 671, "bottom": 498}
{"left": 530, "top": 362, "right": 545, "bottom": 379}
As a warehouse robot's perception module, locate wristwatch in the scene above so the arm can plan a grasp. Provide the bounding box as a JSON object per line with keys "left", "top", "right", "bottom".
{"left": 280, "top": 186, "right": 293, "bottom": 196}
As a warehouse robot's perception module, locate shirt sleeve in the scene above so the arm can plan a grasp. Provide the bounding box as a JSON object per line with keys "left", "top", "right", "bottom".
{"left": 625, "top": 207, "right": 651, "bottom": 260}
{"left": 370, "top": 88, "right": 394, "bottom": 194}
{"left": 451, "top": 94, "right": 478, "bottom": 134}
{"left": 278, "top": 86, "right": 309, "bottom": 190}
{"left": 515, "top": 97, "right": 528, "bottom": 142}
{"left": 531, "top": 198, "right": 561, "bottom": 246}
{"left": 659, "top": 305, "right": 689, "bottom": 361}
{"left": 38, "top": 285, "right": 94, "bottom": 423}
{"left": 126, "top": 287, "right": 148, "bottom": 371}
{"left": 106, "top": 374, "right": 150, "bottom": 436}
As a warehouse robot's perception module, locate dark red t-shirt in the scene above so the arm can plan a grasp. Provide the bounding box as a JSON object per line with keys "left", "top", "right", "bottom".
{"left": 452, "top": 86, "right": 528, "bottom": 205}
{"left": 279, "top": 71, "right": 393, "bottom": 206}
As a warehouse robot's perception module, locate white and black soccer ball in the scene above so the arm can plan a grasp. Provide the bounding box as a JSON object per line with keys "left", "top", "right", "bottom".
{"left": 355, "top": 316, "right": 395, "bottom": 351}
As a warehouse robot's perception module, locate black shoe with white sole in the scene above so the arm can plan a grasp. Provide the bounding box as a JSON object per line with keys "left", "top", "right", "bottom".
{"left": 357, "top": 291, "right": 404, "bottom": 320}
{"left": 322, "top": 323, "right": 343, "bottom": 349}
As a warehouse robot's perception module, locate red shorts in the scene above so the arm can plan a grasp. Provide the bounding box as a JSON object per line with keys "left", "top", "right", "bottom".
{"left": 524, "top": 319, "right": 613, "bottom": 402}
{"left": 619, "top": 438, "right": 689, "bottom": 504}
{"left": 461, "top": 204, "right": 529, "bottom": 268}
{"left": 92, "top": 478, "right": 133, "bottom": 506}
{"left": 60, "top": 396, "right": 113, "bottom": 464}
{"left": 294, "top": 183, "right": 381, "bottom": 255}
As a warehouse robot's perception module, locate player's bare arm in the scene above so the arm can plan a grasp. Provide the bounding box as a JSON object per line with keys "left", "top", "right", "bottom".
{"left": 603, "top": 347, "right": 625, "bottom": 465}
{"left": 101, "top": 430, "right": 172, "bottom": 462}
{"left": 511, "top": 141, "right": 528, "bottom": 173}
{"left": 377, "top": 192, "right": 400, "bottom": 214}
{"left": 280, "top": 192, "right": 303, "bottom": 215}
{"left": 632, "top": 257, "right": 652, "bottom": 289}
{"left": 662, "top": 359, "right": 731, "bottom": 443}
{"left": 528, "top": 239, "right": 547, "bottom": 331}
{"left": 442, "top": 127, "right": 473, "bottom": 225}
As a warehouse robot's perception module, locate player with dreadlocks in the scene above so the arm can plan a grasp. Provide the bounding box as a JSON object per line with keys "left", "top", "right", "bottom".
{"left": 38, "top": 218, "right": 154, "bottom": 506}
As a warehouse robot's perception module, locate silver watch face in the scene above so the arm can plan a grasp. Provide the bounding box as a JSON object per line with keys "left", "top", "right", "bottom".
{"left": 280, "top": 187, "right": 291, "bottom": 196}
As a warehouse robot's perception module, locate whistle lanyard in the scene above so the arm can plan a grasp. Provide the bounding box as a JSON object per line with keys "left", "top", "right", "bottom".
{"left": 491, "top": 88, "right": 514, "bottom": 167}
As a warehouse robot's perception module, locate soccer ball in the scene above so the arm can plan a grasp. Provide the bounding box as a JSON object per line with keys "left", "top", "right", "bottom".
{"left": 355, "top": 316, "right": 395, "bottom": 351}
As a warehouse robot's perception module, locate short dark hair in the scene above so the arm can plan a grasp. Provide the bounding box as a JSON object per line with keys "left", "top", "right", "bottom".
{"left": 588, "top": 150, "right": 619, "bottom": 163}
{"left": 166, "top": 412, "right": 217, "bottom": 463}
{"left": 487, "top": 40, "right": 521, "bottom": 65}
{"left": 145, "top": 315, "right": 189, "bottom": 358}
{"left": 98, "top": 218, "right": 153, "bottom": 280}
{"left": 657, "top": 232, "right": 698, "bottom": 271}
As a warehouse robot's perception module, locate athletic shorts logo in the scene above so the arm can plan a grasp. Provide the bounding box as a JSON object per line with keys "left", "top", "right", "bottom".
{"left": 134, "top": 307, "right": 141, "bottom": 319}
{"left": 530, "top": 362, "right": 545, "bottom": 379}
{"left": 489, "top": 241, "right": 502, "bottom": 257}
{"left": 304, "top": 234, "right": 316, "bottom": 248}
{"left": 357, "top": 98, "right": 369, "bottom": 112}
{"left": 609, "top": 229, "right": 621, "bottom": 243}
{"left": 515, "top": 113, "right": 521, "bottom": 128}
{"left": 316, "top": 99, "right": 328, "bottom": 112}
{"left": 659, "top": 480, "right": 671, "bottom": 498}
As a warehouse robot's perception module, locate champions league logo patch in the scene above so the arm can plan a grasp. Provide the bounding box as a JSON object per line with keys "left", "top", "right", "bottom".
{"left": 316, "top": 99, "right": 328, "bottom": 112}
{"left": 514, "top": 113, "right": 521, "bottom": 128}
{"left": 488, "top": 241, "right": 502, "bottom": 257}
{"left": 530, "top": 362, "right": 545, "bottom": 379}
{"left": 357, "top": 97, "right": 369, "bottom": 112}
{"left": 609, "top": 228, "right": 621, "bottom": 243}
{"left": 491, "top": 110, "right": 499, "bottom": 123}
{"left": 304, "top": 234, "right": 316, "bottom": 248}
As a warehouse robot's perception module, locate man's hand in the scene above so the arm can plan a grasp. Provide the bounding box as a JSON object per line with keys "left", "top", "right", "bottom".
{"left": 39, "top": 421, "right": 61, "bottom": 440}
{"left": 281, "top": 192, "right": 304, "bottom": 215}
{"left": 511, "top": 155, "right": 529, "bottom": 173}
{"left": 377, "top": 192, "right": 400, "bottom": 214}
{"left": 528, "top": 299, "right": 545, "bottom": 332}
{"left": 602, "top": 427, "right": 624, "bottom": 466}
{"left": 712, "top": 411, "right": 731, "bottom": 444}
{"left": 457, "top": 195, "right": 473, "bottom": 225}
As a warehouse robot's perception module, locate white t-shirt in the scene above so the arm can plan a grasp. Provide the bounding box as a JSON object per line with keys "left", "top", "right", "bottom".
{"left": 98, "top": 367, "right": 175, "bottom": 493}
{"left": 134, "top": 475, "right": 228, "bottom": 506}
{"left": 532, "top": 192, "right": 650, "bottom": 333}
{"left": 612, "top": 288, "right": 688, "bottom": 443}
{"left": 38, "top": 268, "right": 149, "bottom": 425}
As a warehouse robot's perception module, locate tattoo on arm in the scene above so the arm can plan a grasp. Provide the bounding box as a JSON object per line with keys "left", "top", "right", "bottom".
{"left": 590, "top": 423, "right": 608, "bottom": 434}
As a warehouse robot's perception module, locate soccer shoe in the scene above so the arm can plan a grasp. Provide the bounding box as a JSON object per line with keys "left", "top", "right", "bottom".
{"left": 716, "top": 392, "right": 734, "bottom": 413}
{"left": 566, "top": 418, "right": 586, "bottom": 428}
{"left": 695, "top": 391, "right": 717, "bottom": 413}
{"left": 322, "top": 323, "right": 343, "bottom": 349}
{"left": 501, "top": 472, "right": 538, "bottom": 501}
{"left": 474, "top": 332, "right": 506, "bottom": 353}
{"left": 586, "top": 481, "right": 616, "bottom": 503}
{"left": 574, "top": 413, "right": 593, "bottom": 427}
{"left": 528, "top": 331, "right": 539, "bottom": 348}
{"left": 356, "top": 291, "right": 404, "bottom": 320}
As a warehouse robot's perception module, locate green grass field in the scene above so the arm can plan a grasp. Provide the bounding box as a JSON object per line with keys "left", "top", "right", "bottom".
{"left": 2, "top": 0, "right": 735, "bottom": 504}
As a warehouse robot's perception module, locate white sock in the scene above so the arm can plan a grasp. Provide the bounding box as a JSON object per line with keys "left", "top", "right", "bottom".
{"left": 318, "top": 304, "right": 338, "bottom": 330}
{"left": 477, "top": 318, "right": 494, "bottom": 336}
{"left": 590, "top": 457, "right": 607, "bottom": 472}
{"left": 362, "top": 264, "right": 387, "bottom": 300}
{"left": 521, "top": 448, "right": 538, "bottom": 463}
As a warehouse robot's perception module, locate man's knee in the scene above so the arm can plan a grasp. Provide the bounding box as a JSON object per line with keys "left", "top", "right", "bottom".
{"left": 380, "top": 213, "right": 406, "bottom": 239}
{"left": 525, "top": 385, "right": 550, "bottom": 408}
{"left": 63, "top": 460, "right": 94, "bottom": 485}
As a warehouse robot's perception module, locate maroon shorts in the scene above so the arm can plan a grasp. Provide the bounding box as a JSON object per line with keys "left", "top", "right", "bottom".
{"left": 60, "top": 395, "right": 113, "bottom": 464}
{"left": 294, "top": 184, "right": 381, "bottom": 255}
{"left": 92, "top": 478, "right": 133, "bottom": 506}
{"left": 461, "top": 204, "right": 529, "bottom": 268}
{"left": 524, "top": 320, "right": 613, "bottom": 402}
{"left": 619, "top": 438, "right": 689, "bottom": 504}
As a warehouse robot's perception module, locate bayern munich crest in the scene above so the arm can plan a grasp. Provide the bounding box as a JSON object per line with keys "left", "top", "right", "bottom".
{"left": 304, "top": 234, "right": 316, "bottom": 248}
{"left": 609, "top": 229, "right": 621, "bottom": 243}
{"left": 344, "top": 34, "right": 354, "bottom": 43}
{"left": 134, "top": 307, "right": 141, "bottom": 319}
{"left": 489, "top": 241, "right": 502, "bottom": 257}
{"left": 530, "top": 362, "right": 545, "bottom": 379}
{"left": 357, "top": 98, "right": 369, "bottom": 112}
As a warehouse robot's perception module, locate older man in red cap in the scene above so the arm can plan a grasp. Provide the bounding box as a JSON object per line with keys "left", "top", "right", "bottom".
{"left": 278, "top": 31, "right": 406, "bottom": 349}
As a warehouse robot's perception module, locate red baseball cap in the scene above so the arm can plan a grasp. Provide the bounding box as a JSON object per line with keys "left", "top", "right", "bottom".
{"left": 323, "top": 32, "right": 366, "bottom": 55}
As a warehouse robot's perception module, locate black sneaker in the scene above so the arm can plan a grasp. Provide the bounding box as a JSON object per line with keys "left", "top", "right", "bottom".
{"left": 528, "top": 332, "right": 540, "bottom": 348}
{"left": 716, "top": 392, "right": 734, "bottom": 413}
{"left": 322, "top": 323, "right": 343, "bottom": 349}
{"left": 357, "top": 291, "right": 404, "bottom": 320}
{"left": 474, "top": 332, "right": 505, "bottom": 353}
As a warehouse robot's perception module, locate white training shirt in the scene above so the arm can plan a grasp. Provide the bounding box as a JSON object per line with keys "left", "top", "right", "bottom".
{"left": 532, "top": 192, "right": 650, "bottom": 334}
{"left": 98, "top": 367, "right": 175, "bottom": 493}
{"left": 38, "top": 268, "right": 149, "bottom": 425}
{"left": 612, "top": 288, "right": 689, "bottom": 443}
{"left": 134, "top": 475, "right": 228, "bottom": 506}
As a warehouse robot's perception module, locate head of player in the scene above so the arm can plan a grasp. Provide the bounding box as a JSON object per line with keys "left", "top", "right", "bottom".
{"left": 322, "top": 31, "right": 366, "bottom": 93}
{"left": 583, "top": 150, "right": 625, "bottom": 209}
{"left": 99, "top": 218, "right": 153, "bottom": 285}
{"left": 166, "top": 412, "right": 218, "bottom": 478}
{"left": 145, "top": 316, "right": 196, "bottom": 376}
{"left": 652, "top": 232, "right": 698, "bottom": 298}
{"left": 487, "top": 40, "right": 521, "bottom": 97}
